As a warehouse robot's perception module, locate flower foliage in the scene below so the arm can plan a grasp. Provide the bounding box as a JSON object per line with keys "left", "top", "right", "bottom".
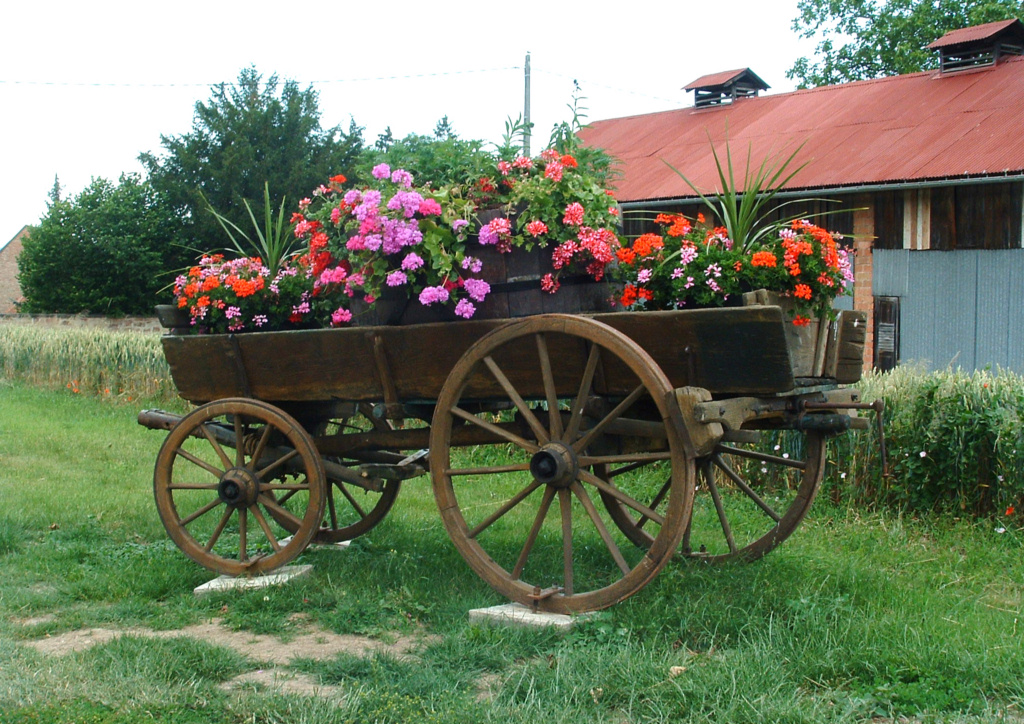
{"left": 471, "top": 148, "right": 621, "bottom": 293}
{"left": 614, "top": 214, "right": 854, "bottom": 322}
{"left": 171, "top": 251, "right": 351, "bottom": 333}
{"left": 291, "top": 165, "right": 489, "bottom": 320}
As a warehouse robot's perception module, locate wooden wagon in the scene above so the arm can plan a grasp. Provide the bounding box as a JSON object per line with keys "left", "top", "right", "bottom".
{"left": 139, "top": 306, "right": 874, "bottom": 613}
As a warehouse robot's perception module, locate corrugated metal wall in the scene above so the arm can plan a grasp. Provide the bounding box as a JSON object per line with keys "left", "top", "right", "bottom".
{"left": 873, "top": 249, "right": 1024, "bottom": 372}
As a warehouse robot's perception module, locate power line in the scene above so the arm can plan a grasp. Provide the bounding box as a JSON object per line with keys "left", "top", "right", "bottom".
{"left": 0, "top": 66, "right": 523, "bottom": 89}
{"left": 0, "top": 65, "right": 681, "bottom": 106}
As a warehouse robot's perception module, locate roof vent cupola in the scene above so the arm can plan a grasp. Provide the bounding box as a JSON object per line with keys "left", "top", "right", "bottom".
{"left": 684, "top": 68, "right": 769, "bottom": 109}
{"left": 927, "top": 19, "right": 1024, "bottom": 74}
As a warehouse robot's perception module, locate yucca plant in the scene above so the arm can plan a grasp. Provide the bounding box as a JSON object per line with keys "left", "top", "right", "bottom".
{"left": 668, "top": 132, "right": 816, "bottom": 252}
{"left": 203, "top": 182, "right": 298, "bottom": 277}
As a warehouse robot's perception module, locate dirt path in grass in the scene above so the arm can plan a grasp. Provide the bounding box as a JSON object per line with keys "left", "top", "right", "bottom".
{"left": 16, "top": 615, "right": 428, "bottom": 698}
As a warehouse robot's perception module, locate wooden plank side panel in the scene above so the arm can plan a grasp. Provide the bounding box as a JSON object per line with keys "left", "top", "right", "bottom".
{"left": 162, "top": 307, "right": 798, "bottom": 405}
{"left": 598, "top": 307, "right": 796, "bottom": 395}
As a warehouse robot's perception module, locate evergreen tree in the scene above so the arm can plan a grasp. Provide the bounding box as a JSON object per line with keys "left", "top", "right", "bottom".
{"left": 140, "top": 67, "right": 363, "bottom": 253}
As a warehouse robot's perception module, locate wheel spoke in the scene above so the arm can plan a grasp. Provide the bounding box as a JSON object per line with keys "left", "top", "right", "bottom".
{"left": 578, "top": 452, "right": 671, "bottom": 467}
{"left": 249, "top": 424, "right": 274, "bottom": 468}
{"left": 256, "top": 481, "right": 307, "bottom": 493}
{"left": 511, "top": 486, "right": 556, "bottom": 580}
{"left": 536, "top": 334, "right": 564, "bottom": 440}
{"left": 571, "top": 482, "right": 630, "bottom": 577}
{"left": 558, "top": 488, "right": 574, "bottom": 596}
{"left": 565, "top": 343, "right": 601, "bottom": 442}
{"left": 257, "top": 448, "right": 300, "bottom": 478}
{"left": 702, "top": 461, "right": 737, "bottom": 555}
{"left": 173, "top": 447, "right": 223, "bottom": 478}
{"left": 712, "top": 453, "right": 782, "bottom": 523}
{"left": 167, "top": 483, "right": 219, "bottom": 490}
{"left": 326, "top": 481, "right": 339, "bottom": 530}
{"left": 250, "top": 505, "right": 281, "bottom": 552}
{"left": 198, "top": 423, "right": 233, "bottom": 470}
{"left": 468, "top": 479, "right": 543, "bottom": 539}
{"left": 336, "top": 482, "right": 367, "bottom": 519}
{"left": 179, "top": 497, "right": 222, "bottom": 526}
{"left": 238, "top": 506, "right": 248, "bottom": 561}
{"left": 451, "top": 406, "right": 540, "bottom": 452}
{"left": 717, "top": 444, "right": 807, "bottom": 470}
{"left": 483, "top": 355, "right": 549, "bottom": 445}
{"left": 577, "top": 468, "right": 666, "bottom": 526}
{"left": 257, "top": 493, "right": 302, "bottom": 530}
{"left": 233, "top": 416, "right": 245, "bottom": 467}
{"left": 205, "top": 507, "right": 234, "bottom": 552}
{"left": 447, "top": 463, "right": 532, "bottom": 476}
{"left": 572, "top": 384, "right": 647, "bottom": 454}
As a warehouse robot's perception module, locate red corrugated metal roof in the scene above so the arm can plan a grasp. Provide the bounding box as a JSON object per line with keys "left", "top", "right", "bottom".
{"left": 579, "top": 55, "right": 1024, "bottom": 203}
{"left": 926, "top": 19, "right": 1023, "bottom": 49}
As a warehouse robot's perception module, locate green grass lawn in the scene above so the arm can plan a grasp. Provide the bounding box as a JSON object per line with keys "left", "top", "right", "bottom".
{"left": 1, "top": 381, "right": 1022, "bottom": 723}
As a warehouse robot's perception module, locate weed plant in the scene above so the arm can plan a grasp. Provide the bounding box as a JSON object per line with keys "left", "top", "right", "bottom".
{"left": 825, "top": 366, "right": 1024, "bottom": 517}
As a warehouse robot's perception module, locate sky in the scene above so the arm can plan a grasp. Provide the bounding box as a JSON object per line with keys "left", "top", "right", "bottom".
{"left": 0, "top": 0, "right": 819, "bottom": 248}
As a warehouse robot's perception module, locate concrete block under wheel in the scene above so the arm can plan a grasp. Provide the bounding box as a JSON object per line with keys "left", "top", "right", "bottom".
{"left": 468, "top": 603, "right": 596, "bottom": 631}
{"left": 193, "top": 565, "right": 313, "bottom": 596}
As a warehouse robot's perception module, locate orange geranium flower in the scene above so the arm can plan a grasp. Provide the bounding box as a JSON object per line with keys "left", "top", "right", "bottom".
{"left": 792, "top": 315, "right": 811, "bottom": 326}
{"left": 794, "top": 283, "right": 812, "bottom": 300}
{"left": 633, "top": 233, "right": 664, "bottom": 257}
{"left": 616, "top": 247, "right": 637, "bottom": 265}
{"left": 751, "top": 251, "right": 777, "bottom": 267}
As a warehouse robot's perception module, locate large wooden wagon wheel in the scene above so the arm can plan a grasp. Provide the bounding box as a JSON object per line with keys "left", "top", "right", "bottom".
{"left": 153, "top": 398, "right": 327, "bottom": 576}
{"left": 601, "top": 430, "right": 826, "bottom": 563}
{"left": 430, "top": 315, "right": 696, "bottom": 613}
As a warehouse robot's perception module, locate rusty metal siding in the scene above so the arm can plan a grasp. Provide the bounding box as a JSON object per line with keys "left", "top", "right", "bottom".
{"left": 873, "top": 249, "right": 1024, "bottom": 372}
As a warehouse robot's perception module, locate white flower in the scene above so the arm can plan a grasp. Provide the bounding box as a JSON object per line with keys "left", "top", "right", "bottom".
{"left": 919, "top": 451, "right": 927, "bottom": 458}
{"left": 996, "top": 527, "right": 1007, "bottom": 534}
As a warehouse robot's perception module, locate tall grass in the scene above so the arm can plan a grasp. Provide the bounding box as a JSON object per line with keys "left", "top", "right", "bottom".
{"left": 0, "top": 325, "right": 175, "bottom": 403}
{"left": 827, "top": 366, "right": 1024, "bottom": 516}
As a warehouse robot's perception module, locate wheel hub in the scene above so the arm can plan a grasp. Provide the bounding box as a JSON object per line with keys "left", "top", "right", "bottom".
{"left": 530, "top": 443, "right": 579, "bottom": 488}
{"left": 218, "top": 467, "right": 260, "bottom": 508}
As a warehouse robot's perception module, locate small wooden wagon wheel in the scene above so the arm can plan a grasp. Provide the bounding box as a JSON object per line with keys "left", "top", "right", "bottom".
{"left": 601, "top": 430, "right": 826, "bottom": 563}
{"left": 430, "top": 315, "right": 695, "bottom": 613}
{"left": 153, "top": 398, "right": 326, "bottom": 576}
{"left": 266, "top": 414, "right": 401, "bottom": 544}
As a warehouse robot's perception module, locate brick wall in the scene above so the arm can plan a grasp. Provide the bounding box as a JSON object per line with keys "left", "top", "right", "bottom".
{"left": 852, "top": 198, "right": 874, "bottom": 370}
{"left": 0, "top": 227, "right": 29, "bottom": 313}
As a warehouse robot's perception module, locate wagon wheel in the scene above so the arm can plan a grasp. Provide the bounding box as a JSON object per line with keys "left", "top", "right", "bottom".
{"left": 601, "top": 430, "right": 826, "bottom": 563}
{"left": 430, "top": 315, "right": 695, "bottom": 614}
{"left": 153, "top": 398, "right": 326, "bottom": 576}
{"left": 267, "top": 413, "right": 401, "bottom": 543}
{"left": 265, "top": 475, "right": 400, "bottom": 543}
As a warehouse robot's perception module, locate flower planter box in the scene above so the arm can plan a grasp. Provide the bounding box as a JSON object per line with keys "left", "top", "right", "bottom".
{"left": 742, "top": 289, "right": 865, "bottom": 382}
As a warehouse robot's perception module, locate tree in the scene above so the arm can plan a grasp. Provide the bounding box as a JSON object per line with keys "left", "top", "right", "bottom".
{"left": 18, "top": 174, "right": 182, "bottom": 314}
{"left": 375, "top": 126, "right": 395, "bottom": 152}
{"left": 433, "top": 115, "right": 456, "bottom": 140}
{"left": 140, "top": 67, "right": 363, "bottom": 253}
{"left": 787, "top": 0, "right": 1024, "bottom": 88}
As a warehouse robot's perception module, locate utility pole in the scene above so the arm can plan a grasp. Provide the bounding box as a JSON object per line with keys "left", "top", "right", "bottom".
{"left": 524, "top": 52, "right": 531, "bottom": 157}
